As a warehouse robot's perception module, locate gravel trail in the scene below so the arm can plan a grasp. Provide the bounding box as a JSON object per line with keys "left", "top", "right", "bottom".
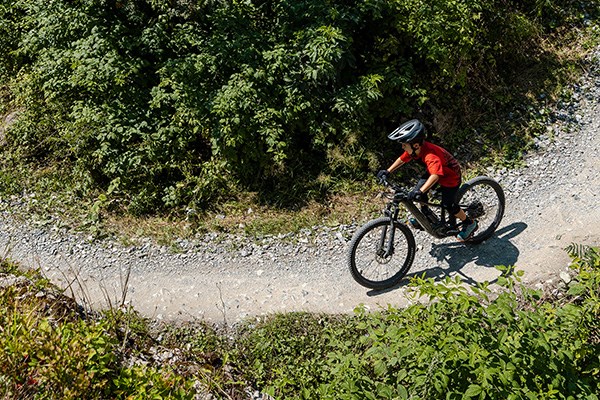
{"left": 1, "top": 47, "right": 599, "bottom": 324}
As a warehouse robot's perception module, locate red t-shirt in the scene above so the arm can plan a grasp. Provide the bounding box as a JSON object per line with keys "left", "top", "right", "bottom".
{"left": 400, "top": 141, "right": 461, "bottom": 187}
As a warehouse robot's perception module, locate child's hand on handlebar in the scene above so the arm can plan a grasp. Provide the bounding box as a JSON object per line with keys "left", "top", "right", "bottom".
{"left": 408, "top": 188, "right": 424, "bottom": 201}
{"left": 377, "top": 170, "right": 390, "bottom": 184}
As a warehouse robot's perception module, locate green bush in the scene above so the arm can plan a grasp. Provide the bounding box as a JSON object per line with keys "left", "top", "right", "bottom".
{"left": 229, "top": 251, "right": 600, "bottom": 399}
{"left": 320, "top": 271, "right": 599, "bottom": 399}
{"left": 0, "top": 262, "right": 195, "bottom": 399}
{"left": 232, "top": 312, "right": 354, "bottom": 397}
{"left": 0, "top": 0, "right": 598, "bottom": 214}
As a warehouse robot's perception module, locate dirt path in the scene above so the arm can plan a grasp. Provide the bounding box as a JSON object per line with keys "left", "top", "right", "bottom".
{"left": 1, "top": 51, "right": 599, "bottom": 324}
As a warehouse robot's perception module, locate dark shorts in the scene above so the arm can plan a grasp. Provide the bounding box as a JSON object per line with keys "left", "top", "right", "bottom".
{"left": 415, "top": 174, "right": 461, "bottom": 215}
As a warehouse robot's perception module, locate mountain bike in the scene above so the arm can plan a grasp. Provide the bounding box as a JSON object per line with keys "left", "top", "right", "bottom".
{"left": 347, "top": 176, "right": 505, "bottom": 290}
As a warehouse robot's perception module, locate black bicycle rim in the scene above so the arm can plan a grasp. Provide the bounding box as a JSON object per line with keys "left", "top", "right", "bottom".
{"left": 347, "top": 218, "right": 416, "bottom": 289}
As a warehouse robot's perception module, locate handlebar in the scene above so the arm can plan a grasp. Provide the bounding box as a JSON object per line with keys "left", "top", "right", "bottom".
{"left": 379, "top": 176, "right": 442, "bottom": 209}
{"left": 378, "top": 176, "right": 410, "bottom": 200}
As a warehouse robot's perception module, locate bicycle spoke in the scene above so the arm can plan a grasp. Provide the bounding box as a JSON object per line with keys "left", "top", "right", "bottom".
{"left": 457, "top": 177, "right": 505, "bottom": 243}
{"left": 351, "top": 221, "right": 413, "bottom": 287}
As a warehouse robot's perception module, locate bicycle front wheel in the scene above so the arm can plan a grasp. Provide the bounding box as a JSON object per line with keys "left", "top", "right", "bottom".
{"left": 457, "top": 176, "right": 505, "bottom": 244}
{"left": 347, "top": 217, "right": 416, "bottom": 290}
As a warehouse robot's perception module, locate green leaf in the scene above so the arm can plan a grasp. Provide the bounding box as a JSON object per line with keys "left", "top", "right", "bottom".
{"left": 567, "top": 283, "right": 586, "bottom": 296}
{"left": 464, "top": 384, "right": 483, "bottom": 398}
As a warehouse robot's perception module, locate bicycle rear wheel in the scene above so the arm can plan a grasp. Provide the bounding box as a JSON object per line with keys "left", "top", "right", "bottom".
{"left": 347, "top": 217, "right": 416, "bottom": 290}
{"left": 457, "top": 176, "right": 505, "bottom": 244}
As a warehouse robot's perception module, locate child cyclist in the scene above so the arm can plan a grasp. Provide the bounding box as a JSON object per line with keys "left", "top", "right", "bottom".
{"left": 377, "top": 119, "right": 478, "bottom": 242}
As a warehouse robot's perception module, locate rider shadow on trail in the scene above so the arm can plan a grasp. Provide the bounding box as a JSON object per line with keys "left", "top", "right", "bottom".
{"left": 367, "top": 222, "right": 527, "bottom": 296}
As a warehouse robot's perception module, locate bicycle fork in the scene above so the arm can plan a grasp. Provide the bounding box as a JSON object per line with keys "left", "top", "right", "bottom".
{"left": 377, "top": 214, "right": 397, "bottom": 259}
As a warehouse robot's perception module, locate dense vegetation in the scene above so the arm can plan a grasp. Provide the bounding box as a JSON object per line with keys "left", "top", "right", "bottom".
{"left": 0, "top": 0, "right": 598, "bottom": 222}
{"left": 1, "top": 245, "right": 599, "bottom": 399}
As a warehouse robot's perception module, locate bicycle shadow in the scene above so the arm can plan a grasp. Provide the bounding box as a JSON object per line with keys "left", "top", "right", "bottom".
{"left": 367, "top": 222, "right": 527, "bottom": 296}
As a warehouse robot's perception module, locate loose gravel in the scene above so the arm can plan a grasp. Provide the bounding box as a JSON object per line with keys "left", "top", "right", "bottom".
{"left": 1, "top": 45, "right": 599, "bottom": 324}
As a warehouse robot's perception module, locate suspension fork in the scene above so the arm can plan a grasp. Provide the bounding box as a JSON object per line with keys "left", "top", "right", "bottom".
{"left": 377, "top": 206, "right": 399, "bottom": 258}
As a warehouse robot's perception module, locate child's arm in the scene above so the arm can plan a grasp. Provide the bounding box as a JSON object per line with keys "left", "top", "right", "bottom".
{"left": 387, "top": 156, "right": 405, "bottom": 173}
{"left": 419, "top": 174, "right": 439, "bottom": 193}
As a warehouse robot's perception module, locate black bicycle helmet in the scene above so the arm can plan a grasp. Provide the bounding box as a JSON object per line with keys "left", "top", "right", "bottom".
{"left": 388, "top": 119, "right": 425, "bottom": 143}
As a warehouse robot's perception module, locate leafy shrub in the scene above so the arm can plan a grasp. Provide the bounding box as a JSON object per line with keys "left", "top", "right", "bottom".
{"left": 232, "top": 312, "right": 355, "bottom": 397}
{"left": 229, "top": 256, "right": 600, "bottom": 399}
{"left": 0, "top": 261, "right": 196, "bottom": 399}
{"left": 1, "top": 0, "right": 597, "bottom": 214}
{"left": 321, "top": 270, "right": 599, "bottom": 399}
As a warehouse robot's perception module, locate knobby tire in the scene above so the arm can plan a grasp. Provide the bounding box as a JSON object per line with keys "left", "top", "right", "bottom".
{"left": 347, "top": 217, "right": 416, "bottom": 290}
{"left": 457, "top": 176, "right": 505, "bottom": 244}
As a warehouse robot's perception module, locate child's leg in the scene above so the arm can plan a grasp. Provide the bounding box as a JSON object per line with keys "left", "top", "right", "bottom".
{"left": 442, "top": 185, "right": 478, "bottom": 240}
{"left": 440, "top": 186, "right": 468, "bottom": 222}
{"left": 455, "top": 209, "right": 468, "bottom": 222}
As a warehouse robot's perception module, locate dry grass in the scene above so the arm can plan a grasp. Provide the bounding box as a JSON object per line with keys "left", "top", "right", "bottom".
{"left": 104, "top": 214, "right": 195, "bottom": 247}
{"left": 101, "top": 189, "right": 387, "bottom": 245}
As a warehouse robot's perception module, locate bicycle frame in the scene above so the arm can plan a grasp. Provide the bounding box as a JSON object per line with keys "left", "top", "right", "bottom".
{"left": 383, "top": 186, "right": 461, "bottom": 240}
{"left": 401, "top": 200, "right": 459, "bottom": 239}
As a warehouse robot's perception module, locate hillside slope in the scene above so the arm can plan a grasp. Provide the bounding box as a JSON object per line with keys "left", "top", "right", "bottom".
{"left": 1, "top": 48, "right": 599, "bottom": 324}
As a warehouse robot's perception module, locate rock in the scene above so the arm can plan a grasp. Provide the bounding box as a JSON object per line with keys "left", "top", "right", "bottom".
{"left": 559, "top": 271, "right": 571, "bottom": 285}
